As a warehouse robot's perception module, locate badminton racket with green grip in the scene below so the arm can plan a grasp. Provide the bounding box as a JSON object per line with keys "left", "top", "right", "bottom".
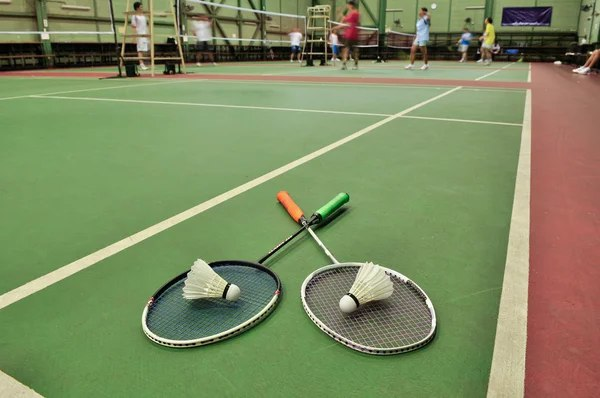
{"left": 277, "top": 191, "right": 437, "bottom": 355}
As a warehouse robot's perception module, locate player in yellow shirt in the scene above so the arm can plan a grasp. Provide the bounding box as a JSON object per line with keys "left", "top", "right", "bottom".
{"left": 479, "top": 17, "right": 495, "bottom": 66}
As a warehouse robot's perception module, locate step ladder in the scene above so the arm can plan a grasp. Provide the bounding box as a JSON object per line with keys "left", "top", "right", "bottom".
{"left": 120, "top": 0, "right": 186, "bottom": 77}
{"left": 302, "top": 5, "right": 330, "bottom": 66}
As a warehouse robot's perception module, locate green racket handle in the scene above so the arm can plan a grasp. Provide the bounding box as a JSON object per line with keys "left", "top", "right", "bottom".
{"left": 314, "top": 192, "right": 349, "bottom": 222}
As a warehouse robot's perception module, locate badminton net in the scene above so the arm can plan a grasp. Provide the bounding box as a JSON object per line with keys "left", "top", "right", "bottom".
{"left": 386, "top": 30, "right": 416, "bottom": 49}
{"left": 0, "top": 0, "right": 115, "bottom": 42}
{"left": 328, "top": 21, "right": 379, "bottom": 48}
{"left": 184, "top": 0, "right": 306, "bottom": 46}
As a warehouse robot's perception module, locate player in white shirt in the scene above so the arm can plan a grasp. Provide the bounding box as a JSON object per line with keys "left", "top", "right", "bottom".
{"left": 193, "top": 15, "right": 216, "bottom": 66}
{"left": 289, "top": 27, "right": 303, "bottom": 63}
{"left": 131, "top": 2, "right": 148, "bottom": 70}
{"left": 457, "top": 28, "right": 472, "bottom": 62}
{"left": 329, "top": 31, "right": 340, "bottom": 62}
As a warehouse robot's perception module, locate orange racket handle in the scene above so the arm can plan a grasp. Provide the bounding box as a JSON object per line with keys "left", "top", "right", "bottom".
{"left": 277, "top": 191, "right": 305, "bottom": 224}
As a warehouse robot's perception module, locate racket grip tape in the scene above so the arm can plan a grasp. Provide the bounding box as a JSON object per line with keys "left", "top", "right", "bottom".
{"left": 277, "top": 191, "right": 305, "bottom": 223}
{"left": 314, "top": 192, "right": 350, "bottom": 222}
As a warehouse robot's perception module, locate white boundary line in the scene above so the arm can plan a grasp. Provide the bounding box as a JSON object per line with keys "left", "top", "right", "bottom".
{"left": 28, "top": 95, "right": 525, "bottom": 127}
{"left": 29, "top": 95, "right": 391, "bottom": 117}
{"left": 527, "top": 63, "right": 532, "bottom": 83}
{"left": 475, "top": 62, "right": 515, "bottom": 81}
{"left": 0, "top": 74, "right": 527, "bottom": 92}
{"left": 0, "top": 80, "right": 193, "bottom": 101}
{"left": 401, "top": 115, "right": 523, "bottom": 127}
{"left": 0, "top": 370, "right": 43, "bottom": 397}
{"left": 0, "top": 86, "right": 462, "bottom": 310}
{"left": 207, "top": 79, "right": 524, "bottom": 92}
{"left": 486, "top": 89, "right": 531, "bottom": 398}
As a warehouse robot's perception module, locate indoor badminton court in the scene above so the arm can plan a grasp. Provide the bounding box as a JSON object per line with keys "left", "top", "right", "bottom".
{"left": 0, "top": 1, "right": 598, "bottom": 397}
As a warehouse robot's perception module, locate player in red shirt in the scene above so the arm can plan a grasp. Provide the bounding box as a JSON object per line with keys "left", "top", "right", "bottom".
{"left": 332, "top": 1, "right": 360, "bottom": 70}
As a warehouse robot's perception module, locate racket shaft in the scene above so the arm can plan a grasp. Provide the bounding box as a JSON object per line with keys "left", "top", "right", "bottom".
{"left": 257, "top": 225, "right": 306, "bottom": 264}
{"left": 307, "top": 227, "right": 339, "bottom": 264}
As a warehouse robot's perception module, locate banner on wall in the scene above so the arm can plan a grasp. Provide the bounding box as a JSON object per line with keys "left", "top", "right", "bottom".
{"left": 501, "top": 7, "right": 553, "bottom": 26}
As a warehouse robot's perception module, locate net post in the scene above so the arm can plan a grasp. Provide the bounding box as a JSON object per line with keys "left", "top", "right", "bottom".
{"left": 170, "top": 0, "right": 186, "bottom": 74}
{"left": 108, "top": 0, "right": 123, "bottom": 77}
{"left": 376, "top": 0, "right": 387, "bottom": 63}
{"left": 33, "top": 0, "right": 53, "bottom": 67}
{"left": 149, "top": 0, "right": 155, "bottom": 76}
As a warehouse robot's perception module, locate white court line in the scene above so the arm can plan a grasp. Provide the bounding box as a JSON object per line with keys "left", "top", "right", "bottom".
{"left": 0, "top": 80, "right": 193, "bottom": 101}
{"left": 475, "top": 62, "right": 515, "bottom": 81}
{"left": 527, "top": 63, "right": 532, "bottom": 83}
{"left": 0, "top": 370, "right": 42, "bottom": 397}
{"left": 401, "top": 115, "right": 523, "bottom": 127}
{"left": 0, "top": 86, "right": 462, "bottom": 310}
{"left": 30, "top": 95, "right": 522, "bottom": 126}
{"left": 486, "top": 89, "right": 531, "bottom": 398}
{"left": 29, "top": 95, "right": 392, "bottom": 117}
{"left": 201, "top": 78, "right": 525, "bottom": 92}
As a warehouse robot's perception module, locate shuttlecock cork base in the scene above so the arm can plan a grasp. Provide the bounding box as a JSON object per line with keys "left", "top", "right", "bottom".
{"left": 339, "top": 262, "right": 394, "bottom": 313}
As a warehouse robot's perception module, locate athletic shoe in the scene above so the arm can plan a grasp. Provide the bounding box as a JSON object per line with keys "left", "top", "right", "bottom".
{"left": 140, "top": 64, "right": 148, "bottom": 70}
{"left": 476, "top": 59, "right": 483, "bottom": 63}
{"left": 196, "top": 62, "right": 202, "bottom": 67}
{"left": 572, "top": 67, "right": 583, "bottom": 73}
{"left": 212, "top": 62, "right": 218, "bottom": 66}
{"left": 484, "top": 61, "right": 491, "bottom": 66}
{"left": 578, "top": 67, "right": 591, "bottom": 75}
{"left": 404, "top": 64, "right": 414, "bottom": 70}
{"left": 420, "top": 64, "right": 429, "bottom": 70}
{"left": 290, "top": 60, "right": 294, "bottom": 63}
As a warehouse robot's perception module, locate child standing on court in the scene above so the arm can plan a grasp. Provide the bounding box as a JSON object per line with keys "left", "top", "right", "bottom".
{"left": 131, "top": 2, "right": 149, "bottom": 70}
{"left": 289, "top": 27, "right": 303, "bottom": 63}
{"left": 457, "top": 28, "right": 472, "bottom": 63}
{"left": 329, "top": 31, "right": 340, "bottom": 62}
{"left": 480, "top": 17, "right": 495, "bottom": 66}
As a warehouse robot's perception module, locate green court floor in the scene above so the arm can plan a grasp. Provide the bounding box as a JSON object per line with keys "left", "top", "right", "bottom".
{"left": 0, "top": 70, "right": 527, "bottom": 397}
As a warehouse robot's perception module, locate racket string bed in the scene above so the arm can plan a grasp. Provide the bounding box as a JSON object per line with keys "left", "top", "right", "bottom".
{"left": 144, "top": 264, "right": 279, "bottom": 346}
{"left": 302, "top": 265, "right": 435, "bottom": 354}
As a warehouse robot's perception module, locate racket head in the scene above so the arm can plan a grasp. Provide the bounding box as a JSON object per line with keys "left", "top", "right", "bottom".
{"left": 142, "top": 260, "right": 281, "bottom": 348}
{"left": 301, "top": 262, "right": 436, "bottom": 355}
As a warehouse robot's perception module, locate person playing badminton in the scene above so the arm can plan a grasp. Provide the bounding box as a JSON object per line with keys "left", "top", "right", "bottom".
{"left": 405, "top": 7, "right": 430, "bottom": 70}
{"left": 193, "top": 15, "right": 216, "bottom": 66}
{"left": 329, "top": 31, "right": 340, "bottom": 62}
{"left": 457, "top": 27, "right": 472, "bottom": 63}
{"left": 131, "top": 2, "right": 149, "bottom": 70}
{"left": 332, "top": 0, "right": 360, "bottom": 70}
{"left": 289, "top": 27, "right": 303, "bottom": 63}
{"left": 479, "top": 17, "right": 496, "bottom": 66}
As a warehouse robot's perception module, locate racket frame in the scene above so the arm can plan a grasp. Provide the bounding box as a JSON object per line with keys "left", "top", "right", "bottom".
{"left": 301, "top": 262, "right": 437, "bottom": 355}
{"left": 142, "top": 260, "right": 281, "bottom": 348}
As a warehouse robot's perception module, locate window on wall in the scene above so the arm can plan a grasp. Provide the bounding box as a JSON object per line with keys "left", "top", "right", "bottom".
{"left": 501, "top": 7, "right": 553, "bottom": 27}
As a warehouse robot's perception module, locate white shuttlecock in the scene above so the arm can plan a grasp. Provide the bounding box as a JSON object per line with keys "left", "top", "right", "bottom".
{"left": 182, "top": 259, "right": 241, "bottom": 301}
{"left": 339, "top": 262, "right": 394, "bottom": 313}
